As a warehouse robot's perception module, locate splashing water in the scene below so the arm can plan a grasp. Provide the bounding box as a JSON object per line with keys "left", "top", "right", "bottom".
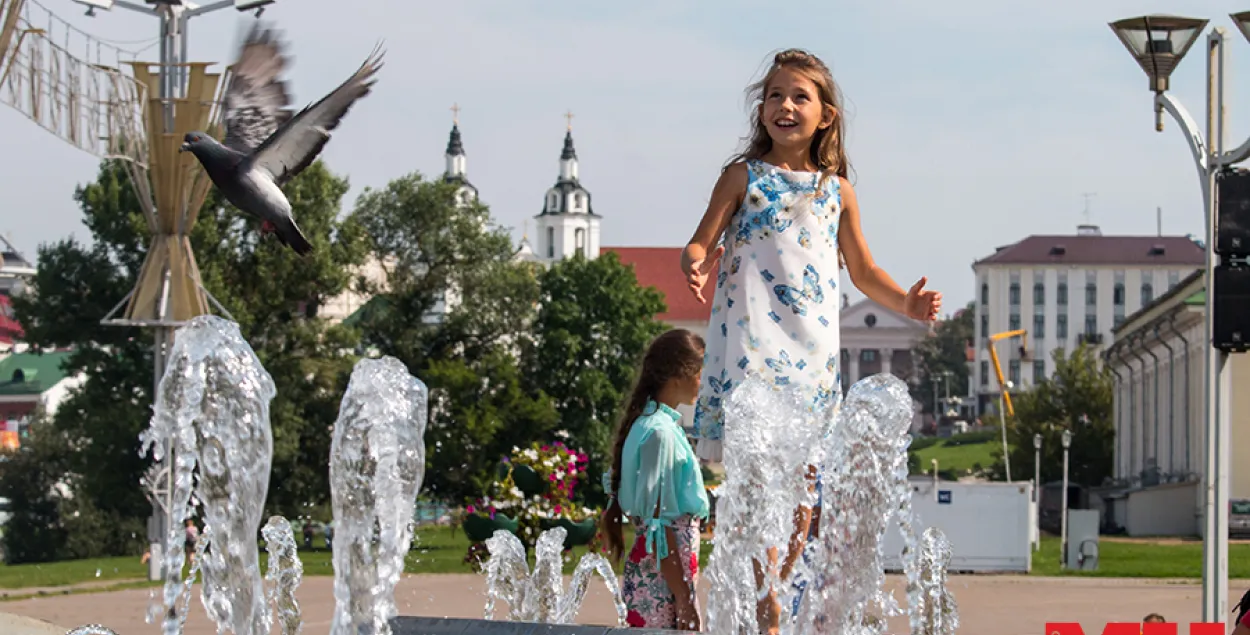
{"left": 262, "top": 516, "right": 305, "bottom": 635}
{"left": 328, "top": 357, "right": 428, "bottom": 635}
{"left": 482, "top": 527, "right": 627, "bottom": 625}
{"left": 704, "top": 375, "right": 825, "bottom": 634}
{"left": 706, "top": 373, "right": 958, "bottom": 635}
{"left": 912, "top": 528, "right": 959, "bottom": 635}
{"left": 137, "top": 315, "right": 275, "bottom": 635}
{"left": 65, "top": 627, "right": 121, "bottom": 635}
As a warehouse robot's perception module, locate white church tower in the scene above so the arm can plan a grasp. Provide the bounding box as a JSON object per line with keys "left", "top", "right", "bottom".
{"left": 443, "top": 104, "right": 478, "bottom": 207}
{"left": 534, "top": 112, "right": 600, "bottom": 262}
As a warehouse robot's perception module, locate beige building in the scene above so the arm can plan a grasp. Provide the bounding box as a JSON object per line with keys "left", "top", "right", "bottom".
{"left": 970, "top": 224, "right": 1204, "bottom": 417}
{"left": 1102, "top": 270, "right": 1250, "bottom": 536}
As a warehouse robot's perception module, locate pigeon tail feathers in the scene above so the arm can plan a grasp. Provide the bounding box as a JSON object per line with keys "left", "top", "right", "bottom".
{"left": 273, "top": 216, "right": 313, "bottom": 256}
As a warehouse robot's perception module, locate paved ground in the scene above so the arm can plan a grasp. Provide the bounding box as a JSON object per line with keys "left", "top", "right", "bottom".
{"left": 3, "top": 573, "right": 1247, "bottom": 635}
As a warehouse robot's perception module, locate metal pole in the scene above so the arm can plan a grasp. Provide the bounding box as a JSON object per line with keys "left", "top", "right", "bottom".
{"left": 999, "top": 391, "right": 1012, "bottom": 482}
{"left": 1061, "top": 444, "right": 1069, "bottom": 568}
{"left": 1034, "top": 442, "right": 1041, "bottom": 552}
{"left": 1201, "top": 27, "right": 1231, "bottom": 625}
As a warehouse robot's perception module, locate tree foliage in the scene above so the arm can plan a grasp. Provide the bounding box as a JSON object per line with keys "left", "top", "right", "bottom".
{"left": 349, "top": 173, "right": 553, "bottom": 502}
{"left": 4, "top": 159, "right": 366, "bottom": 560}
{"left": 525, "top": 252, "right": 667, "bottom": 504}
{"left": 990, "top": 343, "right": 1115, "bottom": 486}
{"left": 913, "top": 302, "right": 974, "bottom": 415}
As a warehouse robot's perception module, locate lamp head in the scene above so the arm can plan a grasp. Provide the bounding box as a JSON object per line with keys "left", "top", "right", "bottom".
{"left": 1108, "top": 14, "right": 1208, "bottom": 93}
{"left": 1061, "top": 429, "right": 1073, "bottom": 449}
{"left": 1034, "top": 433, "right": 1042, "bottom": 450}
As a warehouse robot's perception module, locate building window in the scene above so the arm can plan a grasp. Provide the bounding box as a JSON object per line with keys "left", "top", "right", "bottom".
{"left": 1057, "top": 282, "right": 1068, "bottom": 306}
{"left": 980, "top": 282, "right": 989, "bottom": 305}
{"left": 1008, "top": 359, "right": 1020, "bottom": 384}
{"left": 574, "top": 228, "right": 586, "bottom": 257}
{"left": 1085, "top": 315, "right": 1097, "bottom": 335}
{"left": 980, "top": 361, "right": 989, "bottom": 386}
{"left": 546, "top": 227, "right": 555, "bottom": 258}
{"left": 1142, "top": 283, "right": 1154, "bottom": 305}
{"left": 861, "top": 349, "right": 877, "bottom": 362}
{"left": 1113, "top": 283, "right": 1125, "bottom": 306}
{"left": 1057, "top": 314, "right": 1068, "bottom": 339}
{"left": 548, "top": 192, "right": 558, "bottom": 211}
{"left": 574, "top": 192, "right": 584, "bottom": 210}
{"left": 1033, "top": 282, "right": 1044, "bottom": 305}
{"left": 1085, "top": 283, "right": 1097, "bottom": 306}
{"left": 1009, "top": 283, "right": 1020, "bottom": 306}
{"left": 1114, "top": 315, "right": 1125, "bottom": 327}
{"left": 1009, "top": 314, "right": 1020, "bottom": 331}
{"left": 1169, "top": 270, "right": 1180, "bottom": 289}
{"left": 1033, "top": 314, "right": 1045, "bottom": 338}
{"left": 1033, "top": 359, "right": 1046, "bottom": 381}
{"left": 980, "top": 314, "right": 988, "bottom": 340}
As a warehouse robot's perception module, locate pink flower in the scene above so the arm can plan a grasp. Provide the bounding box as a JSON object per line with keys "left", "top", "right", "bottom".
{"left": 549, "top": 474, "right": 557, "bottom": 482}
{"left": 467, "top": 505, "right": 476, "bottom": 514}
{"left": 541, "top": 445, "right": 550, "bottom": 452}
{"left": 554, "top": 505, "right": 562, "bottom": 514}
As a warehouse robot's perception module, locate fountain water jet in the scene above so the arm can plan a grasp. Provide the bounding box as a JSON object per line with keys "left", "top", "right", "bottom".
{"left": 262, "top": 516, "right": 305, "bottom": 635}
{"left": 328, "top": 356, "right": 428, "bottom": 635}
{"left": 137, "top": 315, "right": 275, "bottom": 635}
{"left": 481, "top": 527, "right": 626, "bottom": 625}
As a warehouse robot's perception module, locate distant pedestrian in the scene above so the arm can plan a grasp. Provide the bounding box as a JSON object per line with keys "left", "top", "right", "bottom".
{"left": 183, "top": 519, "right": 199, "bottom": 561}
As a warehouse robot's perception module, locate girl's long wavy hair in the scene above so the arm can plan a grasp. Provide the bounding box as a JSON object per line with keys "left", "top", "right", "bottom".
{"left": 599, "top": 328, "right": 705, "bottom": 564}
{"left": 726, "top": 48, "right": 852, "bottom": 185}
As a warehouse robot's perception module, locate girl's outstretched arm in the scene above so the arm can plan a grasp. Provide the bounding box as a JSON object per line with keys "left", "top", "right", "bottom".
{"left": 837, "top": 177, "right": 942, "bottom": 321}
{"left": 681, "top": 162, "right": 748, "bottom": 303}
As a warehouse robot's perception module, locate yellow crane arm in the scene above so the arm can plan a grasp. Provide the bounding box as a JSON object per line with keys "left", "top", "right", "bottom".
{"left": 986, "top": 329, "right": 1028, "bottom": 417}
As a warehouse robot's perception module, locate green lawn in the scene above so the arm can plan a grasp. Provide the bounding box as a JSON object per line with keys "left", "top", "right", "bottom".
{"left": 0, "top": 525, "right": 714, "bottom": 592}
{"left": 8, "top": 527, "right": 1250, "bottom": 593}
{"left": 912, "top": 437, "right": 998, "bottom": 476}
{"left": 1030, "top": 536, "right": 1250, "bottom": 579}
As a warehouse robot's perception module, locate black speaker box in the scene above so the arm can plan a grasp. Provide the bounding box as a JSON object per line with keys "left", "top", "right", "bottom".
{"left": 1214, "top": 264, "right": 1250, "bottom": 353}
{"left": 1217, "top": 168, "right": 1250, "bottom": 257}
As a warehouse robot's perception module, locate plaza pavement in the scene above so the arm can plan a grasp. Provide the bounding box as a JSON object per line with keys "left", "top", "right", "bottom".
{"left": 3, "top": 573, "right": 1247, "bottom": 634}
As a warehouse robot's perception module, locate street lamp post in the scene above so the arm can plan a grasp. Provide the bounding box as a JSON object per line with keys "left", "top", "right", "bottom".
{"left": 1034, "top": 433, "right": 1042, "bottom": 552}
{"left": 71, "top": 0, "right": 278, "bottom": 585}
{"left": 1060, "top": 429, "right": 1072, "bottom": 569}
{"left": 1000, "top": 380, "right": 1014, "bottom": 482}
{"left": 1108, "top": 13, "right": 1249, "bottom": 623}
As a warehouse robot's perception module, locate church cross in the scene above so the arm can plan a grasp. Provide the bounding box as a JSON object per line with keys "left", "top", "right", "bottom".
{"left": 564, "top": 110, "right": 574, "bottom": 131}
{"left": 451, "top": 103, "right": 461, "bottom": 125}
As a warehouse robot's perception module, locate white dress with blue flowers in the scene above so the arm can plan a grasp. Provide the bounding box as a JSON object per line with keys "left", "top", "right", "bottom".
{"left": 692, "top": 159, "right": 843, "bottom": 461}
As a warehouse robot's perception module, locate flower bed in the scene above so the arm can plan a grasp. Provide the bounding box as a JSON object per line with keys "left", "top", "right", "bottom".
{"left": 462, "top": 441, "right": 601, "bottom": 569}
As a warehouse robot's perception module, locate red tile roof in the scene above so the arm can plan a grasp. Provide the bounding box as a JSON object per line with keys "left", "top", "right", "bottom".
{"left": 973, "top": 235, "right": 1204, "bottom": 267}
{"left": 604, "top": 247, "right": 712, "bottom": 323}
{"left": 0, "top": 295, "right": 22, "bottom": 344}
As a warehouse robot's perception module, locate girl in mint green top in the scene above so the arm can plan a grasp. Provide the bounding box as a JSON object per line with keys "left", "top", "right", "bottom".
{"left": 600, "top": 329, "right": 709, "bottom": 631}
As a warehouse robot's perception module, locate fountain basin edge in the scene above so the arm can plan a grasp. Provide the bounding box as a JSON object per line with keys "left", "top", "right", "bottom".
{"left": 389, "top": 616, "right": 680, "bottom": 634}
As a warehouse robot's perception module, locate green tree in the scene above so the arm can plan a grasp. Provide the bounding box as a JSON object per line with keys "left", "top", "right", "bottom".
{"left": 525, "top": 252, "right": 667, "bottom": 503}
{"left": 349, "top": 172, "right": 553, "bottom": 502}
{"left": 990, "top": 343, "right": 1115, "bottom": 486}
{"left": 913, "top": 302, "right": 974, "bottom": 416}
{"left": 6, "top": 159, "right": 366, "bottom": 559}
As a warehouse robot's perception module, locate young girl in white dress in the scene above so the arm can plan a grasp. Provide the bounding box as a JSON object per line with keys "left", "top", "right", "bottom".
{"left": 680, "top": 48, "right": 943, "bottom": 633}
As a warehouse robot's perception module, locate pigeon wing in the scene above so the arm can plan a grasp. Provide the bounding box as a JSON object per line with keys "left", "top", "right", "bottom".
{"left": 221, "top": 23, "right": 294, "bottom": 155}
{"left": 247, "top": 44, "right": 384, "bottom": 187}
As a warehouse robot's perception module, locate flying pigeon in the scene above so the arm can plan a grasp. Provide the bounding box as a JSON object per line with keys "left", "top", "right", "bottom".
{"left": 180, "top": 24, "right": 384, "bottom": 256}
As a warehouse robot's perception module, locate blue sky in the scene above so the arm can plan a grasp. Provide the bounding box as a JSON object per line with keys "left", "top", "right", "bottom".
{"left": 1, "top": 0, "right": 1244, "bottom": 310}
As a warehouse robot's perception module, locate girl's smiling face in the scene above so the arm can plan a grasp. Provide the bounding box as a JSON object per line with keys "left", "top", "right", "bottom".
{"left": 760, "top": 67, "right": 834, "bottom": 151}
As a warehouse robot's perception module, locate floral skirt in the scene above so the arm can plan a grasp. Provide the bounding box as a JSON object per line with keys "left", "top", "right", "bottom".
{"left": 622, "top": 515, "right": 701, "bottom": 630}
